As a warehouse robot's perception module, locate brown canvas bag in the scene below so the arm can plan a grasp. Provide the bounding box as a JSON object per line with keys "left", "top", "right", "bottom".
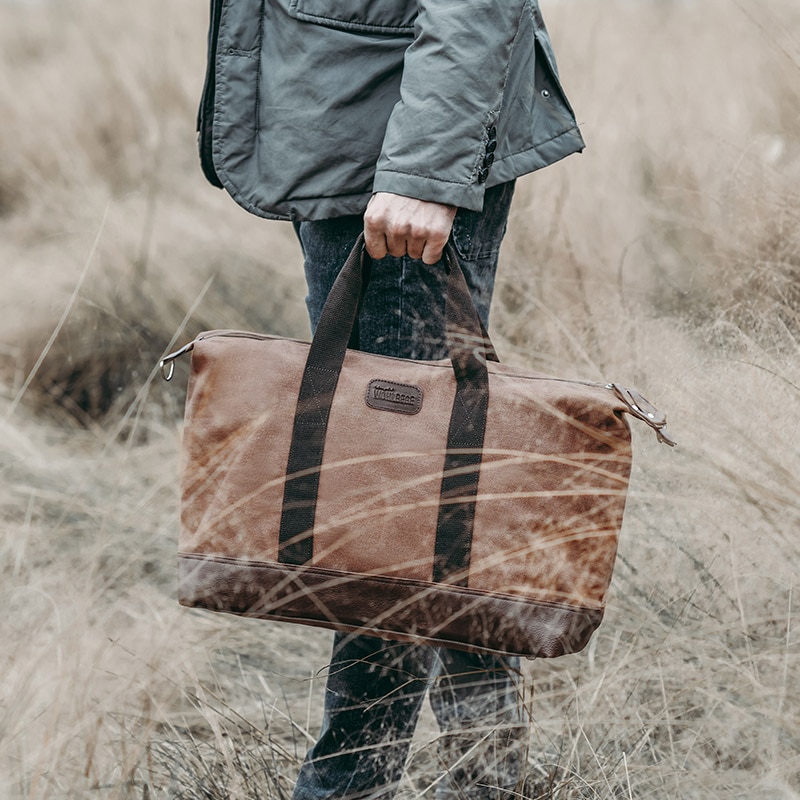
{"left": 161, "top": 239, "right": 674, "bottom": 658}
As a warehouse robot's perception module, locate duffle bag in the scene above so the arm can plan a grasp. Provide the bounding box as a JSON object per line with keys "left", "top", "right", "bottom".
{"left": 160, "top": 237, "right": 674, "bottom": 657}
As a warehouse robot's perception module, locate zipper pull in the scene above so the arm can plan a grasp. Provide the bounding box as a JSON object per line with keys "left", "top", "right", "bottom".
{"left": 609, "top": 384, "right": 677, "bottom": 447}
{"left": 159, "top": 340, "right": 195, "bottom": 381}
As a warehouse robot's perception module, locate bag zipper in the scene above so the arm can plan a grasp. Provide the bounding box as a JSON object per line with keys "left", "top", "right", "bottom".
{"left": 159, "top": 331, "right": 676, "bottom": 446}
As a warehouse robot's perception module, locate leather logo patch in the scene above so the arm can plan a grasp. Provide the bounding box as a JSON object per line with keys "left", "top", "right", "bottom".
{"left": 366, "top": 379, "right": 423, "bottom": 415}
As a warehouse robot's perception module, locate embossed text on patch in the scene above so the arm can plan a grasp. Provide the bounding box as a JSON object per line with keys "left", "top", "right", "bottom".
{"left": 365, "top": 379, "right": 423, "bottom": 415}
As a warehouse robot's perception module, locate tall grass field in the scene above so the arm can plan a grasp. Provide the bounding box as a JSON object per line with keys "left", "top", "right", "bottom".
{"left": 1, "top": 0, "right": 798, "bottom": 797}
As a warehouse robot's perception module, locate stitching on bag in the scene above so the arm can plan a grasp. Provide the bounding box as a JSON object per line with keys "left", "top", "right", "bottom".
{"left": 450, "top": 387, "right": 481, "bottom": 448}
{"left": 178, "top": 553, "right": 604, "bottom": 613}
{"left": 296, "top": 365, "right": 340, "bottom": 428}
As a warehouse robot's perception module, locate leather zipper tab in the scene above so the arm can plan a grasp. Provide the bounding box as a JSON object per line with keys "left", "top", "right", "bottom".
{"left": 610, "top": 384, "right": 677, "bottom": 447}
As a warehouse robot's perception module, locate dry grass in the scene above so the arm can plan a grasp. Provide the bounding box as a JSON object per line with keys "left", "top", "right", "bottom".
{"left": 1, "top": 0, "right": 799, "bottom": 797}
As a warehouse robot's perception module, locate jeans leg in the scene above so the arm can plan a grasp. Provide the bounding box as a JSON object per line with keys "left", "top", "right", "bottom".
{"left": 291, "top": 181, "right": 519, "bottom": 800}
{"left": 292, "top": 633, "right": 437, "bottom": 800}
{"left": 428, "top": 651, "right": 526, "bottom": 800}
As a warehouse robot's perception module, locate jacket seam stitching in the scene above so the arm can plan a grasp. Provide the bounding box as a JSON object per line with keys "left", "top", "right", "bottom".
{"left": 288, "top": 1, "right": 414, "bottom": 34}
{"left": 469, "top": 4, "right": 525, "bottom": 183}
{"left": 254, "top": 0, "right": 264, "bottom": 135}
{"left": 293, "top": 14, "right": 413, "bottom": 34}
{"left": 499, "top": 125, "right": 582, "bottom": 161}
{"left": 375, "top": 169, "right": 475, "bottom": 189}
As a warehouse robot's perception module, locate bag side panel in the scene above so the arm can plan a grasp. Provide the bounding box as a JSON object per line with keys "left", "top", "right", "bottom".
{"left": 470, "top": 375, "right": 632, "bottom": 608}
{"left": 179, "top": 336, "right": 306, "bottom": 562}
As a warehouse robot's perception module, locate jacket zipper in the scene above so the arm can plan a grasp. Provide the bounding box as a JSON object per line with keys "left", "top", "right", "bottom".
{"left": 197, "top": 0, "right": 224, "bottom": 188}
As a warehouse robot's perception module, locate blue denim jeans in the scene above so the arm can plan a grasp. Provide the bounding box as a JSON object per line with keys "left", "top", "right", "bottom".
{"left": 291, "top": 182, "right": 525, "bottom": 800}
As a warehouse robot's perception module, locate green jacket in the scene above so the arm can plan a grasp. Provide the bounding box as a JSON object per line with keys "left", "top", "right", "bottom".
{"left": 198, "top": 0, "right": 585, "bottom": 221}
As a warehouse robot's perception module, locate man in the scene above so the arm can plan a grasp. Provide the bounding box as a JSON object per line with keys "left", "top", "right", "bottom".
{"left": 197, "top": 1, "right": 584, "bottom": 796}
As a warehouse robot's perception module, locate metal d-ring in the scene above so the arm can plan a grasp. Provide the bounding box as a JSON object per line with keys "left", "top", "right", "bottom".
{"left": 158, "top": 340, "right": 195, "bottom": 381}
{"left": 160, "top": 358, "right": 175, "bottom": 382}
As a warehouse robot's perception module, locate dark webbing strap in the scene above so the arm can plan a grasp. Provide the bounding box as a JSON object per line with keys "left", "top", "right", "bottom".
{"left": 278, "top": 237, "right": 494, "bottom": 585}
{"left": 277, "top": 241, "right": 364, "bottom": 564}
{"left": 432, "top": 259, "right": 491, "bottom": 585}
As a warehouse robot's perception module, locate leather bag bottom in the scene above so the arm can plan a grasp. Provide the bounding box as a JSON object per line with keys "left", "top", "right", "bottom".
{"left": 178, "top": 552, "right": 604, "bottom": 658}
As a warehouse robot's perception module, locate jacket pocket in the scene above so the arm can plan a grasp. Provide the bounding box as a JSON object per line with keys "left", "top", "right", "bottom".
{"left": 287, "top": 0, "right": 416, "bottom": 34}
{"left": 533, "top": 28, "right": 576, "bottom": 118}
{"left": 452, "top": 181, "right": 516, "bottom": 262}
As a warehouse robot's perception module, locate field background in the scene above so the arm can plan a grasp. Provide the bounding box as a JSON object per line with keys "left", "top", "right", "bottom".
{"left": 1, "top": 0, "right": 799, "bottom": 797}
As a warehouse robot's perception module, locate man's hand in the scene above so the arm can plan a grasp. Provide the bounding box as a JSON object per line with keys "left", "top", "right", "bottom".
{"left": 364, "top": 192, "right": 457, "bottom": 265}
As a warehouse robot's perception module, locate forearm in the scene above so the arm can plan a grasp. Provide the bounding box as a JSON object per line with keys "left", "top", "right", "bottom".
{"left": 374, "top": 0, "right": 526, "bottom": 208}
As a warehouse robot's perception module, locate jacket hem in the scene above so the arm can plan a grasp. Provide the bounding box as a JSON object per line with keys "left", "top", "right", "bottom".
{"left": 487, "top": 125, "right": 586, "bottom": 187}
{"left": 213, "top": 128, "right": 584, "bottom": 222}
{"left": 216, "top": 172, "right": 374, "bottom": 221}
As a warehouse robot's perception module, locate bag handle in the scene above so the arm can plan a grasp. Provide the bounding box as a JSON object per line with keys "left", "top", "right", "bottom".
{"left": 309, "top": 233, "right": 498, "bottom": 376}
{"left": 279, "top": 235, "right": 494, "bottom": 585}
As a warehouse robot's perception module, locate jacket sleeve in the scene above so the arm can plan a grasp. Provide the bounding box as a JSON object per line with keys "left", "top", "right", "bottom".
{"left": 371, "top": 0, "right": 528, "bottom": 210}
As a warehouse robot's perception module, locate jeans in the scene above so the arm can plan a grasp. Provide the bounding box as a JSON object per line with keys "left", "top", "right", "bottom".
{"left": 291, "top": 182, "right": 525, "bottom": 800}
